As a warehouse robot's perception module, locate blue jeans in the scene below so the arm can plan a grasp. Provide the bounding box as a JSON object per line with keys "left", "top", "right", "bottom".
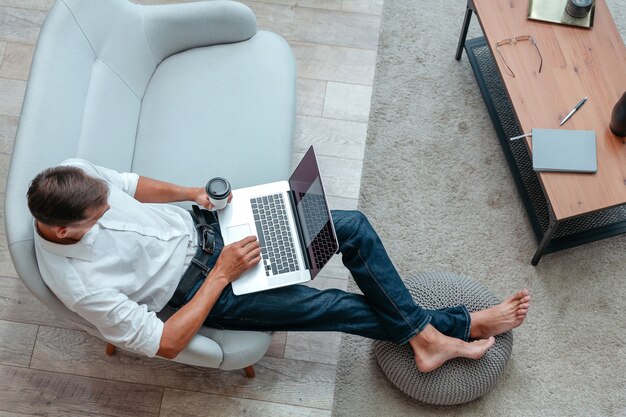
{"left": 188, "top": 210, "right": 471, "bottom": 344}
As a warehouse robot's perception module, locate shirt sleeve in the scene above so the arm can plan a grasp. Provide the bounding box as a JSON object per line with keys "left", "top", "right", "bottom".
{"left": 72, "top": 291, "right": 164, "bottom": 358}
{"left": 60, "top": 158, "right": 140, "bottom": 197}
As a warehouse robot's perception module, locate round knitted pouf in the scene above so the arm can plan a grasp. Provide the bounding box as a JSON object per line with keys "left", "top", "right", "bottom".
{"left": 374, "top": 271, "right": 513, "bottom": 405}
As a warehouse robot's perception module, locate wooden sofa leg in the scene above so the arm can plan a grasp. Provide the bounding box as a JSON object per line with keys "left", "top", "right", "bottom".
{"left": 243, "top": 365, "right": 255, "bottom": 378}
{"left": 106, "top": 343, "right": 117, "bottom": 356}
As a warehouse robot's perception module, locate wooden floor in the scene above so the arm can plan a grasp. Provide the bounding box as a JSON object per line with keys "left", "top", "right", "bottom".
{"left": 0, "top": 0, "right": 382, "bottom": 415}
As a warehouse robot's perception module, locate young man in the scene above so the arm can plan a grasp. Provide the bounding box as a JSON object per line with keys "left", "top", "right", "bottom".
{"left": 28, "top": 159, "right": 530, "bottom": 372}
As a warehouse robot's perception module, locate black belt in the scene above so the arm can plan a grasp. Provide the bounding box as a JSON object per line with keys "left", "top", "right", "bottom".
{"left": 167, "top": 205, "right": 218, "bottom": 310}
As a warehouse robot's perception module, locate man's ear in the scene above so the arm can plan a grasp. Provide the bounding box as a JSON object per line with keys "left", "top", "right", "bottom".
{"left": 55, "top": 226, "right": 69, "bottom": 239}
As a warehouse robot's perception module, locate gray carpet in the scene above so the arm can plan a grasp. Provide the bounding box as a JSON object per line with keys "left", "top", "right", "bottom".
{"left": 332, "top": 1, "right": 626, "bottom": 416}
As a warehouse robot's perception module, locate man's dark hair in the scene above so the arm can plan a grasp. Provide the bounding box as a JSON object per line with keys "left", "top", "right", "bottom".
{"left": 27, "top": 166, "right": 109, "bottom": 227}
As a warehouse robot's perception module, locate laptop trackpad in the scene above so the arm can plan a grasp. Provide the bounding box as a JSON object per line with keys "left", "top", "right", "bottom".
{"left": 225, "top": 224, "right": 252, "bottom": 244}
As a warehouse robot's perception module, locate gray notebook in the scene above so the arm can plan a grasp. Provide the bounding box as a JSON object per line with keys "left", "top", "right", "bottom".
{"left": 531, "top": 128, "right": 597, "bottom": 173}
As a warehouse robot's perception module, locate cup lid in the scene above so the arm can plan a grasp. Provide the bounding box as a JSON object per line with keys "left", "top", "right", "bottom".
{"left": 206, "top": 177, "right": 230, "bottom": 198}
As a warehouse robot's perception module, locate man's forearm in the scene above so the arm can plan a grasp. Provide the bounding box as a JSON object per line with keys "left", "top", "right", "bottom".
{"left": 157, "top": 272, "right": 229, "bottom": 359}
{"left": 156, "top": 236, "right": 261, "bottom": 359}
{"left": 134, "top": 176, "right": 203, "bottom": 204}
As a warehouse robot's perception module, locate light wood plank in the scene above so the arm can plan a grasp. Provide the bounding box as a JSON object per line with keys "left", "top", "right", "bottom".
{"left": 0, "top": 276, "right": 82, "bottom": 329}
{"left": 0, "top": 364, "right": 163, "bottom": 417}
{"left": 341, "top": 0, "right": 384, "bottom": 15}
{"left": 0, "top": 319, "right": 38, "bottom": 367}
{"left": 0, "top": 411, "right": 34, "bottom": 417}
{"left": 284, "top": 331, "right": 341, "bottom": 365}
{"left": 292, "top": 41, "right": 377, "bottom": 85}
{"left": 0, "top": 191, "right": 6, "bottom": 232}
{"left": 31, "top": 326, "right": 337, "bottom": 409}
{"left": 292, "top": 152, "right": 362, "bottom": 199}
{"left": 0, "top": 1, "right": 54, "bottom": 11}
{"left": 322, "top": 81, "right": 372, "bottom": 122}
{"left": 243, "top": 0, "right": 380, "bottom": 50}
{"left": 265, "top": 331, "right": 287, "bottom": 358}
{"left": 0, "top": 153, "right": 10, "bottom": 193}
{"left": 0, "top": 6, "right": 45, "bottom": 44}
{"left": 297, "top": 78, "right": 325, "bottom": 117}
{"left": 0, "top": 42, "right": 34, "bottom": 80}
{"left": 247, "top": 0, "right": 340, "bottom": 12}
{"left": 0, "top": 115, "right": 17, "bottom": 155}
{"left": 0, "top": 193, "right": 8, "bottom": 245}
{"left": 0, "top": 239, "right": 16, "bottom": 279}
{"left": 161, "top": 388, "right": 331, "bottom": 417}
{"left": 0, "top": 77, "right": 26, "bottom": 117}
{"left": 0, "top": 41, "right": 6, "bottom": 65}
{"left": 327, "top": 195, "right": 359, "bottom": 211}
{"left": 295, "top": 114, "right": 367, "bottom": 160}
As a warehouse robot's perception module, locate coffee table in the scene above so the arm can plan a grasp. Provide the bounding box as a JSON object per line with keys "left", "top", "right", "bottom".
{"left": 456, "top": 0, "right": 626, "bottom": 265}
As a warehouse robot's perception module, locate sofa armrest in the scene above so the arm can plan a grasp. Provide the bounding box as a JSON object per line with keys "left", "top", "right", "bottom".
{"left": 7, "top": 240, "right": 95, "bottom": 327}
{"left": 142, "top": 0, "right": 257, "bottom": 63}
{"left": 169, "top": 333, "right": 224, "bottom": 368}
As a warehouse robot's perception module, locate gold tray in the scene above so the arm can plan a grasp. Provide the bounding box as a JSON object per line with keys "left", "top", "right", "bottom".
{"left": 528, "top": 0, "right": 595, "bottom": 29}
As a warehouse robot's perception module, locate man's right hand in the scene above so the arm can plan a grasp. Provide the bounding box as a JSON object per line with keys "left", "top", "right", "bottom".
{"left": 157, "top": 235, "right": 260, "bottom": 359}
{"left": 209, "top": 236, "right": 261, "bottom": 284}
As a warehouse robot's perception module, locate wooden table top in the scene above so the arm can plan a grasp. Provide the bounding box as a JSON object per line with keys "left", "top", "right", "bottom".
{"left": 472, "top": 0, "right": 626, "bottom": 221}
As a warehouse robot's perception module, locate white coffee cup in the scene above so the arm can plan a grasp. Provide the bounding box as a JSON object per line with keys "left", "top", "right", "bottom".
{"left": 205, "top": 177, "right": 231, "bottom": 210}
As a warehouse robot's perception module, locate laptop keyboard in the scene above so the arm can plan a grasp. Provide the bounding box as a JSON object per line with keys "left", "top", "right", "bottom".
{"left": 251, "top": 194, "right": 300, "bottom": 276}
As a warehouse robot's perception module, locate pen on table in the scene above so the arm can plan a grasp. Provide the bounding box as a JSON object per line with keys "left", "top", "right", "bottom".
{"left": 559, "top": 96, "right": 587, "bottom": 126}
{"left": 510, "top": 132, "right": 532, "bottom": 141}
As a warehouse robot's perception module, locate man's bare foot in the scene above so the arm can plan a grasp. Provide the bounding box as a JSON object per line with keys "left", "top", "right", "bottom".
{"left": 470, "top": 289, "right": 531, "bottom": 339}
{"left": 409, "top": 324, "right": 495, "bottom": 373}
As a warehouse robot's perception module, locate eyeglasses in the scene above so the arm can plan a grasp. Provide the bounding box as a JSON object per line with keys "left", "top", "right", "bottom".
{"left": 495, "top": 35, "right": 543, "bottom": 78}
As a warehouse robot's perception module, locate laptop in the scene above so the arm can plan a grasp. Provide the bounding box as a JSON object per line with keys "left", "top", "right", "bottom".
{"left": 218, "top": 146, "right": 339, "bottom": 295}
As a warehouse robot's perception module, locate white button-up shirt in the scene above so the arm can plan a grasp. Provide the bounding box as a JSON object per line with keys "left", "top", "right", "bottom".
{"left": 34, "top": 159, "right": 198, "bottom": 357}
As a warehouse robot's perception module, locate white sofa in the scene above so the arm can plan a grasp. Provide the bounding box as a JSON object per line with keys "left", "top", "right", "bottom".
{"left": 5, "top": 0, "right": 296, "bottom": 372}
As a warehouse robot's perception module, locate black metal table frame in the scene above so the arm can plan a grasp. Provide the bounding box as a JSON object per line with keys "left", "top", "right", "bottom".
{"left": 455, "top": 0, "right": 626, "bottom": 265}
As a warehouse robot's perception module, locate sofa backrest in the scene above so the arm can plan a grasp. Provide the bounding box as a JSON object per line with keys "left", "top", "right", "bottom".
{"left": 7, "top": 0, "right": 156, "bottom": 246}
{"left": 4, "top": 0, "right": 158, "bottom": 324}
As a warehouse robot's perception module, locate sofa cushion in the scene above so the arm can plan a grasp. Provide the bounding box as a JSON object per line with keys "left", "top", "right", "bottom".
{"left": 132, "top": 30, "right": 296, "bottom": 189}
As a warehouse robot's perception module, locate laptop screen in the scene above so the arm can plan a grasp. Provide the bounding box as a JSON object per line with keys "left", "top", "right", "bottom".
{"left": 289, "top": 147, "right": 338, "bottom": 278}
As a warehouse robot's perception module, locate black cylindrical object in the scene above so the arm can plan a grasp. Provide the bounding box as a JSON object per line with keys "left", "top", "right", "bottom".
{"left": 609, "top": 91, "right": 626, "bottom": 137}
{"left": 205, "top": 177, "right": 231, "bottom": 209}
{"left": 565, "top": 0, "right": 593, "bottom": 18}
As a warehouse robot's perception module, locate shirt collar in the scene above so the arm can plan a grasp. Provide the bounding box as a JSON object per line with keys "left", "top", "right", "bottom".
{"left": 34, "top": 220, "right": 100, "bottom": 262}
